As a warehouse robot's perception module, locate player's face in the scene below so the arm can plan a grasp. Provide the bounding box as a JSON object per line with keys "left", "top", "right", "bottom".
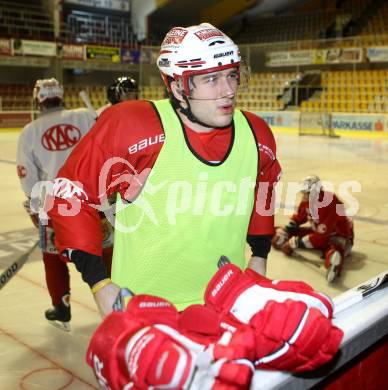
{"left": 188, "top": 68, "right": 239, "bottom": 129}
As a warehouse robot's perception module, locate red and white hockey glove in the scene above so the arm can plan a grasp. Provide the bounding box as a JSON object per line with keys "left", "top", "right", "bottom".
{"left": 244, "top": 267, "right": 334, "bottom": 318}
{"left": 87, "top": 295, "right": 254, "bottom": 390}
{"left": 271, "top": 227, "right": 289, "bottom": 250}
{"left": 204, "top": 264, "right": 343, "bottom": 372}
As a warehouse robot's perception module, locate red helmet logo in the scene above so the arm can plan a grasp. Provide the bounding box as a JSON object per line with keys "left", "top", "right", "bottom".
{"left": 41, "top": 124, "right": 81, "bottom": 151}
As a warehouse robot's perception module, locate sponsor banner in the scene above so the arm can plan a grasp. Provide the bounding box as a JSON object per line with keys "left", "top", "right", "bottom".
{"left": 266, "top": 50, "right": 313, "bottom": 66}
{"left": 120, "top": 48, "right": 140, "bottom": 64}
{"left": 86, "top": 45, "right": 121, "bottom": 62}
{"left": 324, "top": 47, "right": 363, "bottom": 64}
{"left": 255, "top": 111, "right": 300, "bottom": 128}
{"left": 367, "top": 46, "right": 388, "bottom": 62}
{"left": 255, "top": 111, "right": 387, "bottom": 132}
{"left": 331, "top": 113, "right": 386, "bottom": 131}
{"left": 312, "top": 49, "right": 327, "bottom": 64}
{"left": 267, "top": 47, "right": 363, "bottom": 66}
{"left": 61, "top": 44, "right": 85, "bottom": 60}
{"left": 0, "top": 39, "right": 12, "bottom": 55}
{"left": 12, "top": 39, "right": 57, "bottom": 57}
{"left": 64, "top": 0, "right": 130, "bottom": 12}
{"left": 0, "top": 112, "right": 32, "bottom": 128}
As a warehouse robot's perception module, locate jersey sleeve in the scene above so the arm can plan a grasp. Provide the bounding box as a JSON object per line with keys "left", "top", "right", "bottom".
{"left": 291, "top": 201, "right": 309, "bottom": 225}
{"left": 48, "top": 101, "right": 162, "bottom": 256}
{"left": 314, "top": 193, "right": 341, "bottom": 236}
{"left": 16, "top": 125, "right": 39, "bottom": 197}
{"left": 293, "top": 193, "right": 341, "bottom": 236}
{"left": 243, "top": 112, "right": 282, "bottom": 236}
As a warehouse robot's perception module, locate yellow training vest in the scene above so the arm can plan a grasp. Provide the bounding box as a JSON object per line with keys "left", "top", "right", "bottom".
{"left": 112, "top": 99, "right": 258, "bottom": 310}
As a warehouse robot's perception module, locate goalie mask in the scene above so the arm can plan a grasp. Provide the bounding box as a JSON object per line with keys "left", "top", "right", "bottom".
{"left": 107, "top": 76, "right": 138, "bottom": 104}
{"left": 33, "top": 78, "right": 64, "bottom": 110}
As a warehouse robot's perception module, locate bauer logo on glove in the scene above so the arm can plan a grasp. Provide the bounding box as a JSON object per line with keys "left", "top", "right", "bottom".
{"left": 87, "top": 294, "right": 254, "bottom": 390}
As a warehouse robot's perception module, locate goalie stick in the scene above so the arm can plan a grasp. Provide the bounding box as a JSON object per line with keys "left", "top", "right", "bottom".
{"left": 0, "top": 241, "right": 39, "bottom": 290}
{"left": 79, "top": 90, "right": 98, "bottom": 119}
{"left": 333, "top": 271, "right": 388, "bottom": 315}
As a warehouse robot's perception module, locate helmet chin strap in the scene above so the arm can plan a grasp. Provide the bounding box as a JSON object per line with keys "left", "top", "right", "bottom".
{"left": 179, "top": 95, "right": 214, "bottom": 128}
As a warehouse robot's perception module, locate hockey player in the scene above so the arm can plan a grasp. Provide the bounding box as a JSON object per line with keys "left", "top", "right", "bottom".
{"left": 48, "top": 23, "right": 281, "bottom": 317}
{"left": 106, "top": 75, "right": 138, "bottom": 104}
{"left": 96, "top": 75, "right": 138, "bottom": 115}
{"left": 272, "top": 175, "right": 354, "bottom": 282}
{"left": 16, "top": 78, "right": 114, "bottom": 331}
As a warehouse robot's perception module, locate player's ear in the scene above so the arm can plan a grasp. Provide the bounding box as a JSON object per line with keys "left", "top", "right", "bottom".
{"left": 170, "top": 80, "right": 186, "bottom": 104}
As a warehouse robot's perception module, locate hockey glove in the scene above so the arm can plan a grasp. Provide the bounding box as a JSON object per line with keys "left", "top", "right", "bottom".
{"left": 271, "top": 227, "right": 289, "bottom": 250}
{"left": 87, "top": 294, "right": 254, "bottom": 390}
{"left": 204, "top": 264, "right": 343, "bottom": 372}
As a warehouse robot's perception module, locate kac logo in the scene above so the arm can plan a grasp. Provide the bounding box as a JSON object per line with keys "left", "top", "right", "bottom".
{"left": 41, "top": 124, "right": 81, "bottom": 151}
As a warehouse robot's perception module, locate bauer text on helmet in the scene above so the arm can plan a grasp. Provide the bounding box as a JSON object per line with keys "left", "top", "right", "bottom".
{"left": 157, "top": 23, "right": 241, "bottom": 95}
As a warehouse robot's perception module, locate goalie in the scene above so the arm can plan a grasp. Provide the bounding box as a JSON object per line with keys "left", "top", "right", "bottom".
{"left": 272, "top": 175, "right": 354, "bottom": 282}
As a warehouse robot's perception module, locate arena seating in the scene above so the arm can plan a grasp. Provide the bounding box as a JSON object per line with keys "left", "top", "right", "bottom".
{"left": 237, "top": 72, "right": 301, "bottom": 111}
{"left": 0, "top": 0, "right": 54, "bottom": 40}
{"left": 301, "top": 70, "right": 388, "bottom": 113}
{"left": 63, "top": 85, "right": 109, "bottom": 110}
{"left": 235, "top": 11, "right": 334, "bottom": 44}
{"left": 359, "top": 1, "right": 388, "bottom": 44}
{"left": 1, "top": 68, "right": 387, "bottom": 114}
{"left": 0, "top": 84, "right": 32, "bottom": 111}
{"left": 1, "top": 0, "right": 388, "bottom": 116}
{"left": 139, "top": 86, "right": 166, "bottom": 100}
{"left": 0, "top": 84, "right": 170, "bottom": 112}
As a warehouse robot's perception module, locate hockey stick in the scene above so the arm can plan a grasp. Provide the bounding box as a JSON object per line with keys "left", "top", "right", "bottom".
{"left": 217, "top": 256, "right": 387, "bottom": 316}
{"left": 112, "top": 287, "right": 135, "bottom": 311}
{"left": 79, "top": 90, "right": 98, "bottom": 119}
{"left": 333, "top": 271, "right": 388, "bottom": 315}
{"left": 0, "top": 240, "right": 39, "bottom": 290}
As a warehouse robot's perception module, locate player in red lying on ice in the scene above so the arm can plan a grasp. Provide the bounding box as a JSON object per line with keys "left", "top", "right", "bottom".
{"left": 272, "top": 175, "right": 354, "bottom": 283}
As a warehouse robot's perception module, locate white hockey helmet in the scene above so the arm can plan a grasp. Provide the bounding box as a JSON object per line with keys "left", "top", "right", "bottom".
{"left": 157, "top": 23, "right": 241, "bottom": 95}
{"left": 299, "top": 175, "right": 321, "bottom": 193}
{"left": 33, "top": 78, "right": 64, "bottom": 105}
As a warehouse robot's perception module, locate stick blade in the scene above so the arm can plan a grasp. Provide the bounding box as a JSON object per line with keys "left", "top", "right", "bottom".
{"left": 358, "top": 272, "right": 388, "bottom": 298}
{"left": 334, "top": 271, "right": 388, "bottom": 315}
